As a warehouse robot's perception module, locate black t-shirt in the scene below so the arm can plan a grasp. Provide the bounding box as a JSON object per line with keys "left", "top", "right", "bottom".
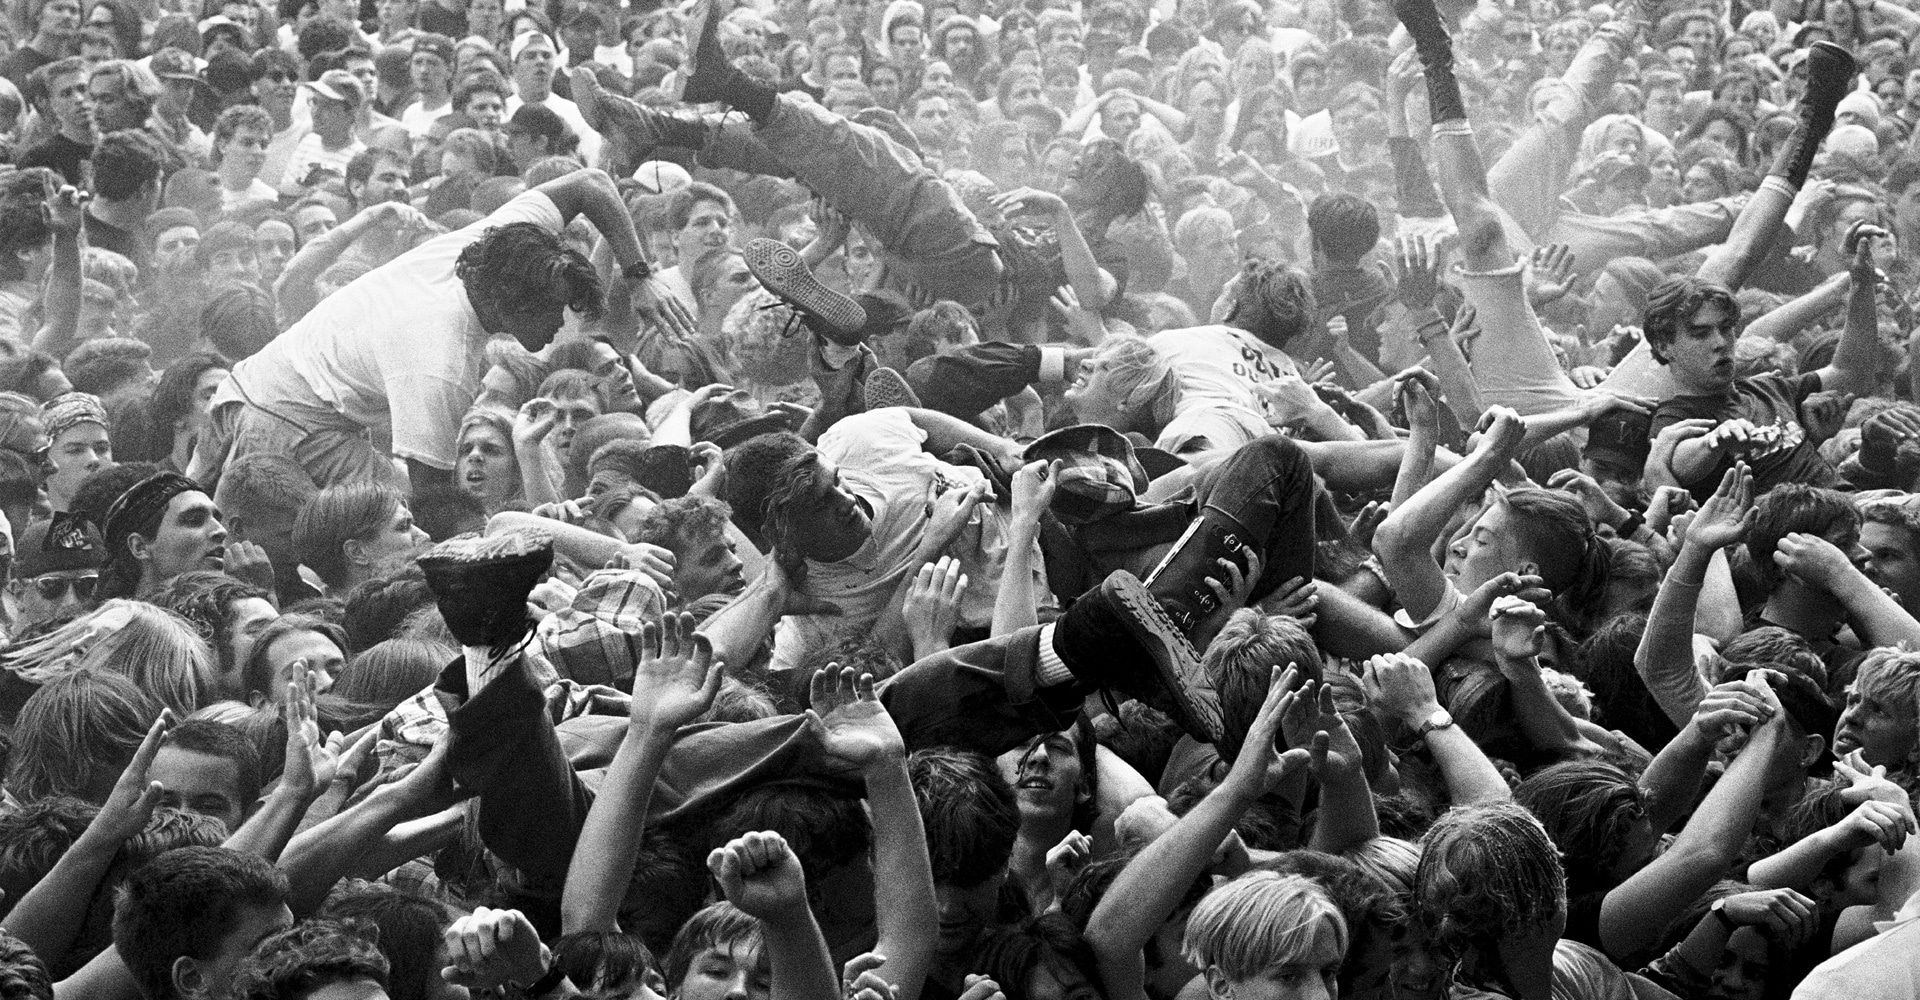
{"left": 17, "top": 133, "right": 93, "bottom": 187}
{"left": 84, "top": 213, "right": 144, "bottom": 275}
{"left": 416, "top": 2, "right": 465, "bottom": 37}
{"left": 1649, "top": 371, "right": 1833, "bottom": 501}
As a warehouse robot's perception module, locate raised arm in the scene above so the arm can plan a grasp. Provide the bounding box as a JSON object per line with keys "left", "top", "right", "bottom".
{"left": 1363, "top": 652, "right": 1511, "bottom": 804}
{"left": 5, "top": 713, "right": 168, "bottom": 966}
{"left": 1772, "top": 530, "right": 1920, "bottom": 649}
{"left": 278, "top": 737, "right": 468, "bottom": 914}
{"left": 224, "top": 670, "right": 352, "bottom": 862}
{"left": 1813, "top": 224, "right": 1891, "bottom": 398}
{"left": 1085, "top": 665, "right": 1310, "bottom": 1000}
{"left": 1598, "top": 671, "right": 1791, "bottom": 959}
{"left": 993, "top": 462, "right": 1052, "bottom": 637}
{"left": 1373, "top": 407, "right": 1526, "bottom": 621}
{"left": 1489, "top": 596, "right": 1603, "bottom": 758}
{"left": 30, "top": 186, "right": 84, "bottom": 359}
{"left": 1636, "top": 464, "right": 1754, "bottom": 728}
{"left": 1286, "top": 680, "right": 1379, "bottom": 854}
{"left": 813, "top": 668, "right": 937, "bottom": 1000}
{"left": 710, "top": 832, "right": 842, "bottom": 1000}
{"left": 537, "top": 167, "right": 693, "bottom": 341}
{"left": 562, "top": 612, "right": 724, "bottom": 933}
{"left": 274, "top": 202, "right": 428, "bottom": 323}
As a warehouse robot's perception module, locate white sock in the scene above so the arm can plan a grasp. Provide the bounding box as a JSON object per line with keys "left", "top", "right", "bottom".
{"left": 1034, "top": 623, "right": 1073, "bottom": 686}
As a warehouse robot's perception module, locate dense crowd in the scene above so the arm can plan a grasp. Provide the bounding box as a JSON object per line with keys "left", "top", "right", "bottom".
{"left": 1, "top": 0, "right": 1920, "bottom": 996}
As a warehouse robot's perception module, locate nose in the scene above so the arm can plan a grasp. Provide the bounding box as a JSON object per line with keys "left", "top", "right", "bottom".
{"left": 723, "top": 971, "right": 750, "bottom": 1000}
{"left": 210, "top": 517, "right": 228, "bottom": 543}
{"left": 313, "top": 668, "right": 335, "bottom": 695}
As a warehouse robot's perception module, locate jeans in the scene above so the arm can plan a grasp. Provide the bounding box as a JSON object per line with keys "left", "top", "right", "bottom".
{"left": 699, "top": 96, "right": 1005, "bottom": 307}
{"left": 208, "top": 397, "right": 403, "bottom": 490}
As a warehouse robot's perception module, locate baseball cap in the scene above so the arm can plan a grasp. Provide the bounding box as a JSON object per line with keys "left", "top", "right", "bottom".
{"left": 15, "top": 515, "right": 104, "bottom": 578}
{"left": 511, "top": 30, "right": 557, "bottom": 62}
{"left": 149, "top": 47, "right": 200, "bottom": 81}
{"left": 308, "top": 68, "right": 365, "bottom": 106}
{"left": 631, "top": 159, "right": 692, "bottom": 193}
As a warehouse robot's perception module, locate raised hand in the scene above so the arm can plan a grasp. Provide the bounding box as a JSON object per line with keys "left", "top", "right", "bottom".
{"left": 1683, "top": 462, "right": 1755, "bottom": 552}
{"left": 709, "top": 830, "right": 810, "bottom": 922}
{"left": 629, "top": 612, "right": 725, "bottom": 733}
{"left": 1225, "top": 664, "right": 1312, "bottom": 792}
{"left": 42, "top": 184, "right": 87, "bottom": 234}
{"left": 441, "top": 907, "right": 552, "bottom": 991}
{"left": 1348, "top": 501, "right": 1389, "bottom": 552}
{"left": 843, "top": 954, "right": 898, "bottom": 1000}
{"left": 1280, "top": 679, "right": 1364, "bottom": 779}
{"left": 1834, "top": 749, "right": 1912, "bottom": 807}
{"left": 924, "top": 480, "right": 992, "bottom": 554}
{"left": 1525, "top": 244, "right": 1577, "bottom": 308}
{"left": 282, "top": 666, "right": 344, "bottom": 797}
{"left": 1300, "top": 358, "right": 1336, "bottom": 385}
{"left": 1829, "top": 798, "right": 1917, "bottom": 854}
{"left": 1045, "top": 829, "right": 1092, "bottom": 899}
{"left": 1472, "top": 406, "right": 1527, "bottom": 461}
{"left": 1799, "top": 390, "right": 1854, "bottom": 445}
{"left": 1393, "top": 237, "right": 1441, "bottom": 309}
{"left": 1010, "top": 459, "right": 1058, "bottom": 527}
{"left": 1460, "top": 571, "right": 1552, "bottom": 624}
{"left": 1488, "top": 595, "right": 1548, "bottom": 666}
{"left": 96, "top": 710, "right": 173, "bottom": 843}
{"left": 1394, "top": 367, "right": 1440, "bottom": 429}
{"left": 224, "top": 539, "right": 277, "bottom": 595}
{"left": 513, "top": 397, "right": 559, "bottom": 447}
{"left": 1257, "top": 373, "right": 1325, "bottom": 425}
{"left": 1547, "top": 468, "right": 1630, "bottom": 530}
{"left": 811, "top": 665, "right": 905, "bottom": 774}
{"left": 613, "top": 541, "right": 676, "bottom": 590}
{"left": 903, "top": 556, "right": 967, "bottom": 656}
{"left": 957, "top": 975, "right": 1006, "bottom": 1000}
{"left": 989, "top": 186, "right": 1069, "bottom": 218}
{"left": 1361, "top": 653, "right": 1442, "bottom": 726}
{"left": 632, "top": 272, "right": 699, "bottom": 343}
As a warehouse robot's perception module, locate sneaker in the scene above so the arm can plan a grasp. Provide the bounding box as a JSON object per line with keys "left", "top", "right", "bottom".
{"left": 574, "top": 68, "right": 709, "bottom": 170}
{"left": 1053, "top": 570, "right": 1225, "bottom": 745}
{"left": 864, "top": 367, "right": 920, "bottom": 410}
{"left": 678, "top": 0, "right": 736, "bottom": 106}
{"left": 417, "top": 531, "right": 553, "bottom": 653}
{"left": 744, "top": 237, "right": 868, "bottom": 343}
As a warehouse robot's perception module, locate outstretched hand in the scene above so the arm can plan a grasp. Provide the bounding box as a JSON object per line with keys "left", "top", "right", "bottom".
{"left": 629, "top": 612, "right": 726, "bottom": 734}
{"left": 811, "top": 665, "right": 906, "bottom": 774}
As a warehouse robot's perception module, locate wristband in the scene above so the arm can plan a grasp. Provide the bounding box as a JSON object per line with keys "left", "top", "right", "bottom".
{"left": 622, "top": 258, "right": 654, "bottom": 282}
{"left": 524, "top": 964, "right": 566, "bottom": 998}
{"left": 1710, "top": 899, "right": 1738, "bottom": 934}
{"left": 1616, "top": 511, "right": 1645, "bottom": 538}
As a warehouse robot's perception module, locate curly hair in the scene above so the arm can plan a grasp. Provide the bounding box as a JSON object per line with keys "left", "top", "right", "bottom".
{"left": 1641, "top": 275, "right": 1739, "bottom": 363}
{"left": 454, "top": 221, "right": 605, "bottom": 323}
{"left": 230, "top": 919, "right": 389, "bottom": 1000}
{"left": 1414, "top": 802, "right": 1567, "bottom": 967}
{"left": 0, "top": 929, "right": 51, "bottom": 1000}
{"left": 632, "top": 495, "right": 733, "bottom": 559}
{"left": 1515, "top": 760, "right": 1649, "bottom": 897}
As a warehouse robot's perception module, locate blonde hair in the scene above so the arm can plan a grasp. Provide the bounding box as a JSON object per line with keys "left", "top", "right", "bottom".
{"left": 1182, "top": 871, "right": 1347, "bottom": 981}
{"left": 1094, "top": 334, "right": 1182, "bottom": 430}
{"left": 3, "top": 600, "right": 221, "bottom": 715}
{"left": 1342, "top": 836, "right": 1421, "bottom": 897}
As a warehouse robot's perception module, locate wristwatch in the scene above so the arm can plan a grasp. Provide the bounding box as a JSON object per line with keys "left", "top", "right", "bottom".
{"left": 1710, "top": 897, "right": 1739, "bottom": 933}
{"left": 622, "top": 258, "right": 654, "bottom": 282}
{"left": 1414, "top": 708, "right": 1455, "bottom": 739}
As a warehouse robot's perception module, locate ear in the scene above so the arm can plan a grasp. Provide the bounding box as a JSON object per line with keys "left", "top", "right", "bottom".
{"left": 1203, "top": 967, "right": 1233, "bottom": 1000}
{"left": 225, "top": 512, "right": 249, "bottom": 541}
{"left": 127, "top": 531, "right": 150, "bottom": 565}
{"left": 171, "top": 956, "right": 205, "bottom": 1000}
{"left": 342, "top": 536, "right": 368, "bottom": 568}
{"left": 247, "top": 687, "right": 268, "bottom": 709}
{"left": 1518, "top": 559, "right": 1541, "bottom": 577}
{"left": 1800, "top": 732, "right": 1828, "bottom": 770}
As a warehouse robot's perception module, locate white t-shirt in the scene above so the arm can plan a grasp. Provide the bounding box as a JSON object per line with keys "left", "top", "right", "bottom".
{"left": 768, "top": 408, "right": 1029, "bottom": 672}
{"left": 505, "top": 91, "right": 602, "bottom": 165}
{"left": 220, "top": 177, "right": 280, "bottom": 212}
{"left": 282, "top": 133, "right": 365, "bottom": 191}
{"left": 1148, "top": 324, "right": 1299, "bottom": 454}
{"left": 213, "top": 189, "right": 566, "bottom": 470}
{"left": 401, "top": 98, "right": 454, "bottom": 138}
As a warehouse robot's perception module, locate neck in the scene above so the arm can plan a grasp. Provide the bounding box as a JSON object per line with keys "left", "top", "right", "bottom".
{"left": 219, "top": 161, "right": 253, "bottom": 189}
{"left": 29, "top": 31, "right": 64, "bottom": 53}
{"left": 1488, "top": 932, "right": 1559, "bottom": 1000}
{"left": 1762, "top": 583, "right": 1844, "bottom": 640}
{"left": 89, "top": 196, "right": 147, "bottom": 228}
{"left": 60, "top": 123, "right": 93, "bottom": 145}
{"left": 422, "top": 85, "right": 449, "bottom": 105}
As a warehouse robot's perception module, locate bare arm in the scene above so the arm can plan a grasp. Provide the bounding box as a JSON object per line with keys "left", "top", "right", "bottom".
{"left": 1813, "top": 229, "right": 1890, "bottom": 398}
{"left": 1636, "top": 465, "right": 1753, "bottom": 728}
{"left": 1373, "top": 408, "right": 1526, "bottom": 622}
{"left": 563, "top": 613, "right": 723, "bottom": 933}
{"left": 1744, "top": 271, "right": 1848, "bottom": 344}
{"left": 30, "top": 188, "right": 83, "bottom": 358}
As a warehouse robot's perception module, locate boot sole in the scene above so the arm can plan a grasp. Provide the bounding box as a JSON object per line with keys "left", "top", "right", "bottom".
{"left": 865, "top": 367, "right": 920, "bottom": 410}
{"left": 1104, "top": 572, "right": 1225, "bottom": 745}
{"left": 745, "top": 238, "right": 867, "bottom": 339}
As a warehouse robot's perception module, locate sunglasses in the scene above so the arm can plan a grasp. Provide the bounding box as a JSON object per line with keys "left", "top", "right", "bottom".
{"left": 30, "top": 575, "right": 96, "bottom": 601}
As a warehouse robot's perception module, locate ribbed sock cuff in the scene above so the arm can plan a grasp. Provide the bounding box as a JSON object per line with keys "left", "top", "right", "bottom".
{"left": 1035, "top": 622, "right": 1073, "bottom": 686}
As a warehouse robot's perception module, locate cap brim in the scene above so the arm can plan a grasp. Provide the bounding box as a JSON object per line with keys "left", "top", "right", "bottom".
{"left": 705, "top": 413, "right": 794, "bottom": 450}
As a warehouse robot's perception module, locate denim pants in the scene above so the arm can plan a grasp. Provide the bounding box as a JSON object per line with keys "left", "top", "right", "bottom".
{"left": 698, "top": 96, "right": 1004, "bottom": 306}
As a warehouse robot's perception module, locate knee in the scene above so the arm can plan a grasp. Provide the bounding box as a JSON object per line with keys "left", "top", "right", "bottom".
{"left": 1246, "top": 433, "right": 1314, "bottom": 478}
{"left": 1457, "top": 209, "right": 1507, "bottom": 260}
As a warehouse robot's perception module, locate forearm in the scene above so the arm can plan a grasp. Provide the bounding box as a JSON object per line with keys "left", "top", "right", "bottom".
{"left": 1051, "top": 209, "right": 1114, "bottom": 310}
{"left": 276, "top": 210, "right": 372, "bottom": 304}
{"left": 1636, "top": 546, "right": 1713, "bottom": 728}
{"left": 1819, "top": 270, "right": 1885, "bottom": 397}
{"left": 54, "top": 947, "right": 140, "bottom": 1000}
{"left": 1137, "top": 96, "right": 1187, "bottom": 133}
{"left": 1, "top": 829, "right": 119, "bottom": 964}
{"left": 762, "top": 910, "right": 841, "bottom": 1000}
{"left": 30, "top": 227, "right": 80, "bottom": 357}
{"left": 488, "top": 512, "right": 621, "bottom": 568}
{"left": 1520, "top": 403, "right": 1601, "bottom": 449}
{"left": 1389, "top": 136, "right": 1446, "bottom": 218}
{"left": 799, "top": 223, "right": 847, "bottom": 270}
{"left": 1743, "top": 273, "right": 1846, "bottom": 343}
{"left": 549, "top": 169, "right": 648, "bottom": 269}
{"left": 562, "top": 726, "right": 674, "bottom": 934}
{"left": 514, "top": 443, "right": 565, "bottom": 507}
{"left": 223, "top": 780, "right": 315, "bottom": 862}
{"left": 279, "top": 783, "right": 425, "bottom": 914}
{"left": 1695, "top": 551, "right": 1743, "bottom": 644}
{"left": 1086, "top": 781, "right": 1258, "bottom": 951}
{"left": 1375, "top": 451, "right": 1505, "bottom": 618}
{"left": 1830, "top": 569, "right": 1920, "bottom": 647}
{"left": 1424, "top": 724, "right": 1513, "bottom": 804}
{"left": 993, "top": 527, "right": 1041, "bottom": 636}
{"left": 697, "top": 573, "right": 785, "bottom": 678}
{"left": 1389, "top": 422, "right": 1436, "bottom": 507}
{"left": 904, "top": 407, "right": 1018, "bottom": 463}
{"left": 1500, "top": 655, "right": 1602, "bottom": 757}
{"left": 865, "top": 762, "right": 937, "bottom": 1000}
{"left": 1307, "top": 769, "right": 1379, "bottom": 854}
{"left": 1747, "top": 826, "right": 1849, "bottom": 890}
{"left": 1667, "top": 438, "right": 1725, "bottom": 489}
{"left": 1637, "top": 725, "right": 1713, "bottom": 835}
